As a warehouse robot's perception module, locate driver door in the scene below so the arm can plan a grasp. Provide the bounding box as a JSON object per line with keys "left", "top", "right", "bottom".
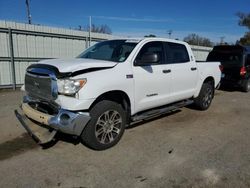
{"left": 133, "top": 41, "right": 172, "bottom": 113}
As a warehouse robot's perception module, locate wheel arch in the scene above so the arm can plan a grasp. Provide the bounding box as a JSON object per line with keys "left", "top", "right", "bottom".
{"left": 203, "top": 76, "right": 215, "bottom": 86}
{"left": 194, "top": 76, "right": 215, "bottom": 98}
{"left": 89, "top": 90, "right": 131, "bottom": 121}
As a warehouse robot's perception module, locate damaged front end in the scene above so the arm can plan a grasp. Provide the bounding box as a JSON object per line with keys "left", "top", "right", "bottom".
{"left": 15, "top": 66, "right": 90, "bottom": 145}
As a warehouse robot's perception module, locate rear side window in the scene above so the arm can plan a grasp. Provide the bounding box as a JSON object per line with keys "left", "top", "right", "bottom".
{"left": 207, "top": 51, "right": 243, "bottom": 67}
{"left": 165, "top": 42, "right": 190, "bottom": 63}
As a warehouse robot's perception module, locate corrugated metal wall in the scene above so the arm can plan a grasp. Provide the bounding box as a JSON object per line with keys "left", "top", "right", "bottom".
{"left": 0, "top": 20, "right": 112, "bottom": 88}
{"left": 190, "top": 45, "right": 212, "bottom": 62}
{"left": 0, "top": 20, "right": 212, "bottom": 88}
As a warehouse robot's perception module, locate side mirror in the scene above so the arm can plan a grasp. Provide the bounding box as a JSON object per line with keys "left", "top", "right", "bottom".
{"left": 135, "top": 52, "right": 160, "bottom": 66}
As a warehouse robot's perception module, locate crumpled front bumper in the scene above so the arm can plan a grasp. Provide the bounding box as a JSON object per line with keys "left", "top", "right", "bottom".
{"left": 15, "top": 97, "right": 91, "bottom": 144}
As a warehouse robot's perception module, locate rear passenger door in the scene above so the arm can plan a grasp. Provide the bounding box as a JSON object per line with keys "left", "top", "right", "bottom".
{"left": 165, "top": 42, "right": 198, "bottom": 101}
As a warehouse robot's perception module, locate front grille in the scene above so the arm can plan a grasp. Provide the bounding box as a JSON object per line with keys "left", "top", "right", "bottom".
{"left": 25, "top": 71, "right": 57, "bottom": 101}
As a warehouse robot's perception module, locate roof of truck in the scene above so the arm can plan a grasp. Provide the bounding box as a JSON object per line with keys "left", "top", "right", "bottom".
{"left": 115, "top": 37, "right": 189, "bottom": 46}
{"left": 212, "top": 45, "right": 250, "bottom": 53}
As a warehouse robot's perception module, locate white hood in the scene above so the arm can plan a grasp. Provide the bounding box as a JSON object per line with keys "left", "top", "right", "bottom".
{"left": 39, "top": 58, "right": 117, "bottom": 73}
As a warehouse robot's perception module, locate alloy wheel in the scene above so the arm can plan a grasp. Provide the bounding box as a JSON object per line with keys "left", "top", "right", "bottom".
{"left": 95, "top": 110, "right": 122, "bottom": 144}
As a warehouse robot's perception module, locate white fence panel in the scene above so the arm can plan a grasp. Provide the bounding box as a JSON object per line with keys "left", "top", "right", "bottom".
{"left": 191, "top": 45, "right": 212, "bottom": 61}
{"left": 0, "top": 33, "right": 9, "bottom": 57}
{"left": 0, "top": 61, "right": 12, "bottom": 85}
{"left": 15, "top": 61, "right": 35, "bottom": 84}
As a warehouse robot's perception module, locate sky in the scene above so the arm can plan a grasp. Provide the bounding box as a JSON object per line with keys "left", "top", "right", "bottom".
{"left": 0, "top": 0, "right": 249, "bottom": 43}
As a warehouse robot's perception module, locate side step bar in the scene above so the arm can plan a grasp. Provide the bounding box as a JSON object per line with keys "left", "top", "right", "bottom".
{"left": 131, "top": 99, "right": 193, "bottom": 122}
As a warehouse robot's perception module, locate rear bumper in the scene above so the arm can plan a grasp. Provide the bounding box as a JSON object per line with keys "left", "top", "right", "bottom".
{"left": 221, "top": 77, "right": 243, "bottom": 87}
{"left": 15, "top": 97, "right": 91, "bottom": 143}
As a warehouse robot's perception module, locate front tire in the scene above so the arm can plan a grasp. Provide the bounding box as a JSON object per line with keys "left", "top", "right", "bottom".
{"left": 81, "top": 100, "right": 126, "bottom": 150}
{"left": 194, "top": 82, "right": 214, "bottom": 111}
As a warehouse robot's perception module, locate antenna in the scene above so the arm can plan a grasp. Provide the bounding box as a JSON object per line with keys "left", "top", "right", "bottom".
{"left": 25, "top": 0, "right": 32, "bottom": 24}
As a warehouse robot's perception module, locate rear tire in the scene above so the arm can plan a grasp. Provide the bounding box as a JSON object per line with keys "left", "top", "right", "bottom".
{"left": 242, "top": 79, "right": 250, "bottom": 92}
{"left": 194, "top": 82, "right": 214, "bottom": 111}
{"left": 81, "top": 100, "right": 126, "bottom": 150}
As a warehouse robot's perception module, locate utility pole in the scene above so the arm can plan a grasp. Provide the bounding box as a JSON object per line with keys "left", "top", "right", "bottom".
{"left": 8, "top": 28, "right": 16, "bottom": 90}
{"left": 25, "top": 0, "right": 32, "bottom": 24}
{"left": 167, "top": 30, "right": 172, "bottom": 39}
{"left": 89, "top": 16, "right": 92, "bottom": 47}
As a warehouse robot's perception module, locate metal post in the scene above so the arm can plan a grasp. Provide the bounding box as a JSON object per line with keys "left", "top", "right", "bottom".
{"left": 25, "top": 0, "right": 32, "bottom": 24}
{"left": 89, "top": 16, "right": 92, "bottom": 47}
{"left": 8, "top": 28, "right": 16, "bottom": 90}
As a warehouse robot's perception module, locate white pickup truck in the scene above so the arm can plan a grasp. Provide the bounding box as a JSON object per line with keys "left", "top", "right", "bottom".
{"left": 15, "top": 38, "right": 221, "bottom": 150}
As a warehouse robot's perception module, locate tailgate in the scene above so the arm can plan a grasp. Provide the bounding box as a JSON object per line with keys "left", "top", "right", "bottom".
{"left": 222, "top": 66, "right": 241, "bottom": 80}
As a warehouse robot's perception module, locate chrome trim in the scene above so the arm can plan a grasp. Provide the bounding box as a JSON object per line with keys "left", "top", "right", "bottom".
{"left": 22, "top": 96, "right": 91, "bottom": 136}
{"left": 48, "top": 110, "right": 90, "bottom": 136}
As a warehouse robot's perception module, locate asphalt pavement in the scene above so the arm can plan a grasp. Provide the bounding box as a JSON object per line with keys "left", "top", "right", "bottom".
{"left": 0, "top": 89, "right": 250, "bottom": 188}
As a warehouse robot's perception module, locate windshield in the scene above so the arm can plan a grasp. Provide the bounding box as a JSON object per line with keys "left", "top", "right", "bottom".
{"left": 207, "top": 51, "right": 243, "bottom": 67}
{"left": 77, "top": 40, "right": 137, "bottom": 62}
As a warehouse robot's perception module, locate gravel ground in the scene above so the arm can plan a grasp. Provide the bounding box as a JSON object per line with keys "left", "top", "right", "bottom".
{"left": 0, "top": 89, "right": 250, "bottom": 188}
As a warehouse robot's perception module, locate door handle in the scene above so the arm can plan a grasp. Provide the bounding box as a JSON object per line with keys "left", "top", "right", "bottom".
{"left": 162, "top": 69, "right": 171, "bottom": 73}
{"left": 191, "top": 67, "right": 197, "bottom": 71}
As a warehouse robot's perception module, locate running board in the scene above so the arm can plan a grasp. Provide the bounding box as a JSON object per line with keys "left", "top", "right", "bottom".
{"left": 131, "top": 99, "right": 193, "bottom": 122}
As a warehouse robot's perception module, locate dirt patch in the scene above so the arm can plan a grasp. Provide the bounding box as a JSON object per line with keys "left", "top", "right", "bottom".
{"left": 0, "top": 133, "right": 38, "bottom": 161}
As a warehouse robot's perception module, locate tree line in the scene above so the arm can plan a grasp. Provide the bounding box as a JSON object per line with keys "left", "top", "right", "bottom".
{"left": 77, "top": 24, "right": 112, "bottom": 34}
{"left": 237, "top": 12, "right": 250, "bottom": 45}
{"left": 145, "top": 13, "right": 250, "bottom": 46}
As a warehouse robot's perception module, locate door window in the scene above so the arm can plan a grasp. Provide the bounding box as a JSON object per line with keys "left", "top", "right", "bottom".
{"left": 135, "top": 42, "right": 164, "bottom": 65}
{"left": 165, "top": 42, "right": 190, "bottom": 63}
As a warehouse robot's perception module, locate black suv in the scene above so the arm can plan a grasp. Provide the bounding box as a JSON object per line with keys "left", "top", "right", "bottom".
{"left": 207, "top": 45, "right": 250, "bottom": 92}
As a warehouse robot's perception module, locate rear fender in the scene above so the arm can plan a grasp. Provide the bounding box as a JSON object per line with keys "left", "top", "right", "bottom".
{"left": 193, "top": 76, "right": 215, "bottom": 98}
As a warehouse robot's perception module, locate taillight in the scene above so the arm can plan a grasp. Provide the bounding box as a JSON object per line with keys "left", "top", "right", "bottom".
{"left": 240, "top": 66, "right": 247, "bottom": 76}
{"left": 219, "top": 65, "right": 224, "bottom": 72}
